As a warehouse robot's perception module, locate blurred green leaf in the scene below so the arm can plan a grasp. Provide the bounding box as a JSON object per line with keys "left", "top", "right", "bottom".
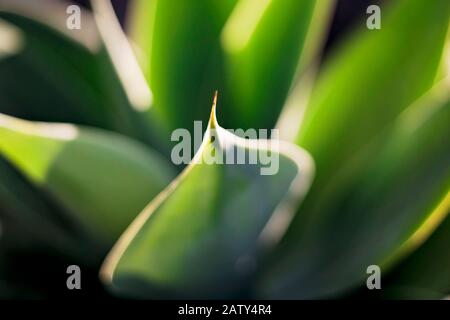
{"left": 259, "top": 78, "right": 450, "bottom": 298}
{"left": 295, "top": 0, "right": 449, "bottom": 197}
{"left": 0, "top": 1, "right": 153, "bottom": 143}
{"left": 132, "top": 0, "right": 238, "bottom": 132}
{"left": 127, "top": 0, "right": 156, "bottom": 78}
{"left": 381, "top": 202, "right": 450, "bottom": 299}
{"left": 275, "top": 0, "right": 336, "bottom": 142}
{"left": 131, "top": 0, "right": 331, "bottom": 133}
{"left": 0, "top": 154, "right": 103, "bottom": 297}
{"left": 263, "top": 0, "right": 450, "bottom": 298}
{"left": 101, "top": 99, "right": 314, "bottom": 298}
{"left": 0, "top": 113, "right": 175, "bottom": 245}
{"left": 0, "top": 155, "right": 94, "bottom": 257}
{"left": 89, "top": 0, "right": 172, "bottom": 157}
{"left": 434, "top": 31, "right": 450, "bottom": 82}
{"left": 221, "top": 0, "right": 319, "bottom": 129}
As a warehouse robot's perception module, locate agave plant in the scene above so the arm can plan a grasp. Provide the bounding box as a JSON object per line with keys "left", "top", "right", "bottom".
{"left": 0, "top": 0, "right": 449, "bottom": 299}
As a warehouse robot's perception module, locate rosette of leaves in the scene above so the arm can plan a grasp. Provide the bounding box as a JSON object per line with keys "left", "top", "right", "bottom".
{"left": 0, "top": 0, "right": 449, "bottom": 299}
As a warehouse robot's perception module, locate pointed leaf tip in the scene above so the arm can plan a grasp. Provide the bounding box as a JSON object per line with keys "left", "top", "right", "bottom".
{"left": 209, "top": 91, "right": 219, "bottom": 129}
{"left": 101, "top": 102, "right": 315, "bottom": 298}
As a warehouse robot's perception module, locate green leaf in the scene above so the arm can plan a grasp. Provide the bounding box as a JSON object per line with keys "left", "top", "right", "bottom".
{"left": 0, "top": 113, "right": 175, "bottom": 245}
{"left": 221, "top": 0, "right": 319, "bottom": 129}
{"left": 297, "top": 0, "right": 449, "bottom": 176}
{"left": 263, "top": 0, "right": 450, "bottom": 298}
{"left": 275, "top": 0, "right": 336, "bottom": 142}
{"left": 130, "top": 0, "right": 328, "bottom": 132}
{"left": 134, "top": 0, "right": 238, "bottom": 132}
{"left": 292, "top": 0, "right": 450, "bottom": 221}
{"left": 0, "top": 1, "right": 151, "bottom": 141}
{"left": 0, "top": 155, "right": 94, "bottom": 258}
{"left": 381, "top": 199, "right": 450, "bottom": 299}
{"left": 127, "top": 0, "right": 157, "bottom": 79}
{"left": 89, "top": 0, "right": 172, "bottom": 157}
{"left": 259, "top": 78, "right": 450, "bottom": 298}
{"left": 435, "top": 32, "right": 450, "bottom": 82}
{"left": 101, "top": 96, "right": 314, "bottom": 298}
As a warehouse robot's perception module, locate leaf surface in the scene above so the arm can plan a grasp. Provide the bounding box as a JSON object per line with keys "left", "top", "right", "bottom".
{"left": 101, "top": 96, "right": 314, "bottom": 298}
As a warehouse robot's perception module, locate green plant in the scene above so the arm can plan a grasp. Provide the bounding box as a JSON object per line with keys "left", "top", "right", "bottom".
{"left": 0, "top": 0, "right": 449, "bottom": 299}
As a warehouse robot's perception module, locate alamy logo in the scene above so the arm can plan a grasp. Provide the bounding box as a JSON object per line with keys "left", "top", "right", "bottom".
{"left": 66, "top": 265, "right": 81, "bottom": 290}
{"left": 171, "top": 122, "right": 280, "bottom": 176}
{"left": 66, "top": 5, "right": 81, "bottom": 30}
{"left": 366, "top": 5, "right": 381, "bottom": 30}
{"left": 366, "top": 265, "right": 381, "bottom": 290}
